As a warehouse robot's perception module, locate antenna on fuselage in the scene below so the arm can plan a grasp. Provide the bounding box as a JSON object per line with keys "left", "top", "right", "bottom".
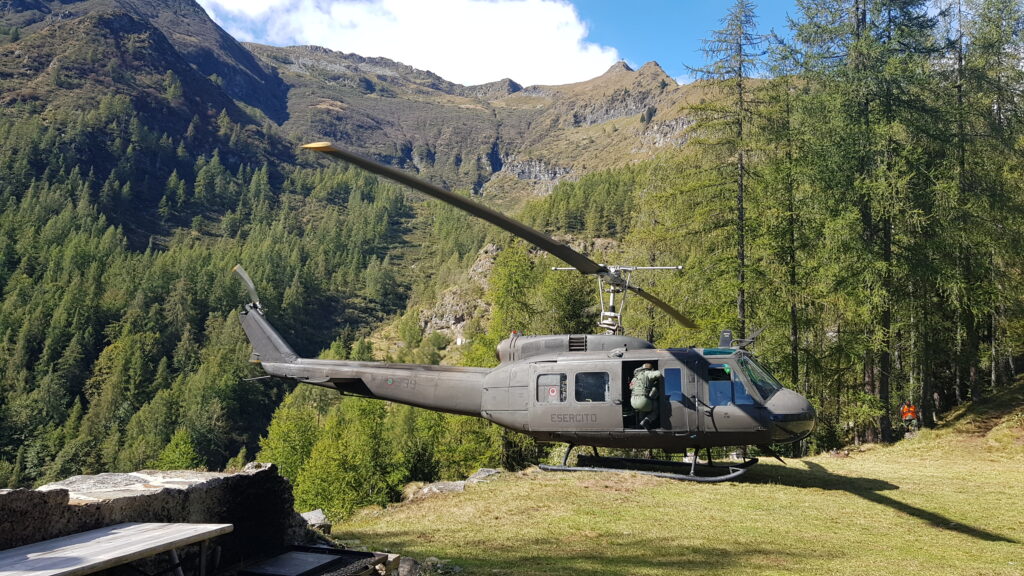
{"left": 731, "top": 327, "right": 765, "bottom": 349}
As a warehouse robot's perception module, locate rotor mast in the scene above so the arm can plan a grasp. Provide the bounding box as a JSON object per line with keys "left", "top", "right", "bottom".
{"left": 552, "top": 265, "right": 683, "bottom": 335}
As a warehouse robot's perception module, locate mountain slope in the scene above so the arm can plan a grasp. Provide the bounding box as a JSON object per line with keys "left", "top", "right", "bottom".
{"left": 2, "top": 0, "right": 704, "bottom": 205}
{"left": 2, "top": 0, "right": 288, "bottom": 122}
{"left": 0, "top": 8, "right": 238, "bottom": 132}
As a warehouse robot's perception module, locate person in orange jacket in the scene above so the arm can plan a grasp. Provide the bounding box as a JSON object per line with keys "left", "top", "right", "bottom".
{"left": 899, "top": 399, "right": 919, "bottom": 431}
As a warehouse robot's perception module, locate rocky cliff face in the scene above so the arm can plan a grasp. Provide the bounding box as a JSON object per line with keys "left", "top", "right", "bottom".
{"left": 415, "top": 243, "right": 499, "bottom": 345}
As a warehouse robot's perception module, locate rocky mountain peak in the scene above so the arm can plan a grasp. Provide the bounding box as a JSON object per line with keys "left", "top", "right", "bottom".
{"left": 603, "top": 61, "right": 634, "bottom": 75}
{"left": 294, "top": 44, "right": 334, "bottom": 55}
{"left": 1, "top": 0, "right": 288, "bottom": 122}
{"left": 461, "top": 78, "right": 523, "bottom": 100}
{"left": 637, "top": 61, "right": 673, "bottom": 83}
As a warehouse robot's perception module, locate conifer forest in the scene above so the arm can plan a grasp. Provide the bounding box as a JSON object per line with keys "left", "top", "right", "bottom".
{"left": 0, "top": 0, "right": 1022, "bottom": 520}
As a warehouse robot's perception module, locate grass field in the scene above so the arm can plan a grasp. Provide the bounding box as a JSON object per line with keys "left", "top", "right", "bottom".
{"left": 334, "top": 385, "right": 1024, "bottom": 575}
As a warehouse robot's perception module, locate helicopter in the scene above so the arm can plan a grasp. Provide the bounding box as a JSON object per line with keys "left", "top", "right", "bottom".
{"left": 234, "top": 142, "right": 816, "bottom": 482}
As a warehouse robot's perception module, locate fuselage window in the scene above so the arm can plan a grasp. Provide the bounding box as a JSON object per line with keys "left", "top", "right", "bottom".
{"left": 664, "top": 368, "right": 683, "bottom": 402}
{"left": 709, "top": 380, "right": 732, "bottom": 406}
{"left": 537, "top": 373, "right": 566, "bottom": 403}
{"left": 575, "top": 372, "right": 609, "bottom": 402}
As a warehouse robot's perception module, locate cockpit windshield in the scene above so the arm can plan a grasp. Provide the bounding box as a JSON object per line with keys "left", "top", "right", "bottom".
{"left": 737, "top": 357, "right": 784, "bottom": 400}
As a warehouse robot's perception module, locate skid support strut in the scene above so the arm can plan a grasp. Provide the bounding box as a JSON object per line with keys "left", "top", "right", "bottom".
{"left": 539, "top": 446, "right": 758, "bottom": 483}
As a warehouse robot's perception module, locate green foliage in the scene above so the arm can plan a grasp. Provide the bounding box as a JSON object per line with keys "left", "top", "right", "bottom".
{"left": 402, "top": 194, "right": 488, "bottom": 309}
{"left": 521, "top": 167, "right": 638, "bottom": 238}
{"left": 224, "top": 446, "right": 248, "bottom": 472}
{"left": 530, "top": 259, "right": 597, "bottom": 335}
{"left": 151, "top": 427, "right": 204, "bottom": 470}
{"left": 256, "top": 386, "right": 333, "bottom": 483}
{"left": 487, "top": 241, "right": 536, "bottom": 336}
{"left": 432, "top": 415, "right": 502, "bottom": 479}
{"left": 0, "top": 88, "right": 412, "bottom": 486}
{"left": 293, "top": 398, "right": 404, "bottom": 521}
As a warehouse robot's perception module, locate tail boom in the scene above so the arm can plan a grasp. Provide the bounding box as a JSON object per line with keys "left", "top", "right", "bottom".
{"left": 260, "top": 357, "right": 489, "bottom": 416}
{"left": 238, "top": 288, "right": 487, "bottom": 417}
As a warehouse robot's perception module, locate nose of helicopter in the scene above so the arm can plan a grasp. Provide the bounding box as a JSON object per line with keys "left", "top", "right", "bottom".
{"left": 765, "top": 389, "right": 816, "bottom": 443}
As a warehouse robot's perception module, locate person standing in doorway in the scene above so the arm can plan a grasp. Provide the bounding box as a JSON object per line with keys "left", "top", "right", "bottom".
{"left": 630, "top": 363, "right": 662, "bottom": 430}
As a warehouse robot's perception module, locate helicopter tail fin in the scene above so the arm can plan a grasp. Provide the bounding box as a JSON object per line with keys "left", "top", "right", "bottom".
{"left": 234, "top": 265, "right": 300, "bottom": 365}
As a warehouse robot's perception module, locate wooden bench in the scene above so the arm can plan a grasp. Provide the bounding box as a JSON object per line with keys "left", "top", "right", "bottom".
{"left": 0, "top": 522, "right": 233, "bottom": 576}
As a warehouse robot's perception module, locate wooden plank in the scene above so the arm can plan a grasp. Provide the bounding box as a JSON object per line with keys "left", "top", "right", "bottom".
{"left": 0, "top": 522, "right": 233, "bottom": 576}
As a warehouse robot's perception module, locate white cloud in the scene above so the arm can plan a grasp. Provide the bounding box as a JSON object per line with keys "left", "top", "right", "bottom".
{"left": 197, "top": 0, "right": 620, "bottom": 86}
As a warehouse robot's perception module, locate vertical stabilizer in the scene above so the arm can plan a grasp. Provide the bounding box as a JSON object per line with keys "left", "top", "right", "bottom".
{"left": 234, "top": 265, "right": 299, "bottom": 365}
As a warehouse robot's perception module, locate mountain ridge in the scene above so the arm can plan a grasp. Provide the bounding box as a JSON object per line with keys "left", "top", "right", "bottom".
{"left": 243, "top": 41, "right": 696, "bottom": 195}
{"left": 1, "top": 0, "right": 700, "bottom": 199}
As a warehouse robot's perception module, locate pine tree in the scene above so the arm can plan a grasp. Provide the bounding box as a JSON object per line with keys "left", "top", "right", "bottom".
{"left": 687, "top": 0, "right": 769, "bottom": 338}
{"left": 293, "top": 399, "right": 403, "bottom": 520}
{"left": 152, "top": 427, "right": 204, "bottom": 470}
{"left": 256, "top": 388, "right": 325, "bottom": 483}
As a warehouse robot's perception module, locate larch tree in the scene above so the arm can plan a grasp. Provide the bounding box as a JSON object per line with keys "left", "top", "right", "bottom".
{"left": 688, "top": 0, "right": 770, "bottom": 339}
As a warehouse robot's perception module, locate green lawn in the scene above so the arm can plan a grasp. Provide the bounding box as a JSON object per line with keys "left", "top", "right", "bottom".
{"left": 335, "top": 388, "right": 1024, "bottom": 575}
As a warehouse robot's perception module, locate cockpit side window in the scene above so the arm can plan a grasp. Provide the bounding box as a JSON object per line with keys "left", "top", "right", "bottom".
{"left": 537, "top": 373, "right": 566, "bottom": 403}
{"left": 732, "top": 380, "right": 756, "bottom": 405}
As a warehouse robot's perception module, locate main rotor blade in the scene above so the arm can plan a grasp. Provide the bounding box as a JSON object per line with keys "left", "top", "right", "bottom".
{"left": 626, "top": 284, "right": 698, "bottom": 329}
{"left": 302, "top": 142, "right": 607, "bottom": 276}
{"left": 304, "top": 141, "right": 699, "bottom": 331}
{"left": 232, "top": 264, "right": 263, "bottom": 312}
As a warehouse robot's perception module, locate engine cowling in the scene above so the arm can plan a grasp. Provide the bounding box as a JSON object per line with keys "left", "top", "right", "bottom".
{"left": 495, "top": 333, "right": 654, "bottom": 363}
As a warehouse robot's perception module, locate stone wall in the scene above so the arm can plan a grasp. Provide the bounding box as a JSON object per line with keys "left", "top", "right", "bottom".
{"left": 0, "top": 463, "right": 313, "bottom": 566}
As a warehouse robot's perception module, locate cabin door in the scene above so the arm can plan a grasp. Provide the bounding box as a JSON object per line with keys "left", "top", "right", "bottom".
{"left": 529, "top": 363, "right": 622, "bottom": 432}
{"left": 663, "top": 362, "right": 703, "bottom": 434}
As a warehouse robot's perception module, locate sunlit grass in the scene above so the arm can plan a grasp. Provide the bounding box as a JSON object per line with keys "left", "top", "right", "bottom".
{"left": 335, "top": 386, "right": 1024, "bottom": 575}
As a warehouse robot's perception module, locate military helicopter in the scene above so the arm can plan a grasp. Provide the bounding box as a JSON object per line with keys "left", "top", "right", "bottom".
{"left": 234, "top": 142, "right": 816, "bottom": 482}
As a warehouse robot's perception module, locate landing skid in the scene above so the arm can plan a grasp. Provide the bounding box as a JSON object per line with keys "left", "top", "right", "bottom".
{"left": 538, "top": 445, "right": 758, "bottom": 483}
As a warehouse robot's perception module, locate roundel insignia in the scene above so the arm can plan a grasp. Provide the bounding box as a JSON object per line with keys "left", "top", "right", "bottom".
{"left": 549, "top": 387, "right": 556, "bottom": 396}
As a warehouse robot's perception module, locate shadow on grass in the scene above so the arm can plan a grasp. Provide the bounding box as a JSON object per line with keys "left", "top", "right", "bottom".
{"left": 747, "top": 460, "right": 1018, "bottom": 544}
{"left": 350, "top": 532, "right": 808, "bottom": 575}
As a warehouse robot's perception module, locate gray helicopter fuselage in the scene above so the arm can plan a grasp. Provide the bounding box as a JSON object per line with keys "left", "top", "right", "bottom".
{"left": 241, "top": 303, "right": 815, "bottom": 451}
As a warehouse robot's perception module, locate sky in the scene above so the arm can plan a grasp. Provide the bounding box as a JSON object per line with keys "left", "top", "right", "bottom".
{"left": 197, "top": 0, "right": 800, "bottom": 87}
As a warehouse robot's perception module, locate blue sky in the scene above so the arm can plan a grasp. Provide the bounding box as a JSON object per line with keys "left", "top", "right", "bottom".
{"left": 198, "top": 0, "right": 800, "bottom": 86}
{"left": 576, "top": 1, "right": 799, "bottom": 82}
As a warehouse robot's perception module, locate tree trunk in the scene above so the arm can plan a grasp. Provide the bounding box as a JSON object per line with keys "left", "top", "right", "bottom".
{"left": 736, "top": 72, "right": 747, "bottom": 340}
{"left": 863, "top": 352, "right": 877, "bottom": 443}
{"left": 967, "top": 311, "right": 981, "bottom": 401}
